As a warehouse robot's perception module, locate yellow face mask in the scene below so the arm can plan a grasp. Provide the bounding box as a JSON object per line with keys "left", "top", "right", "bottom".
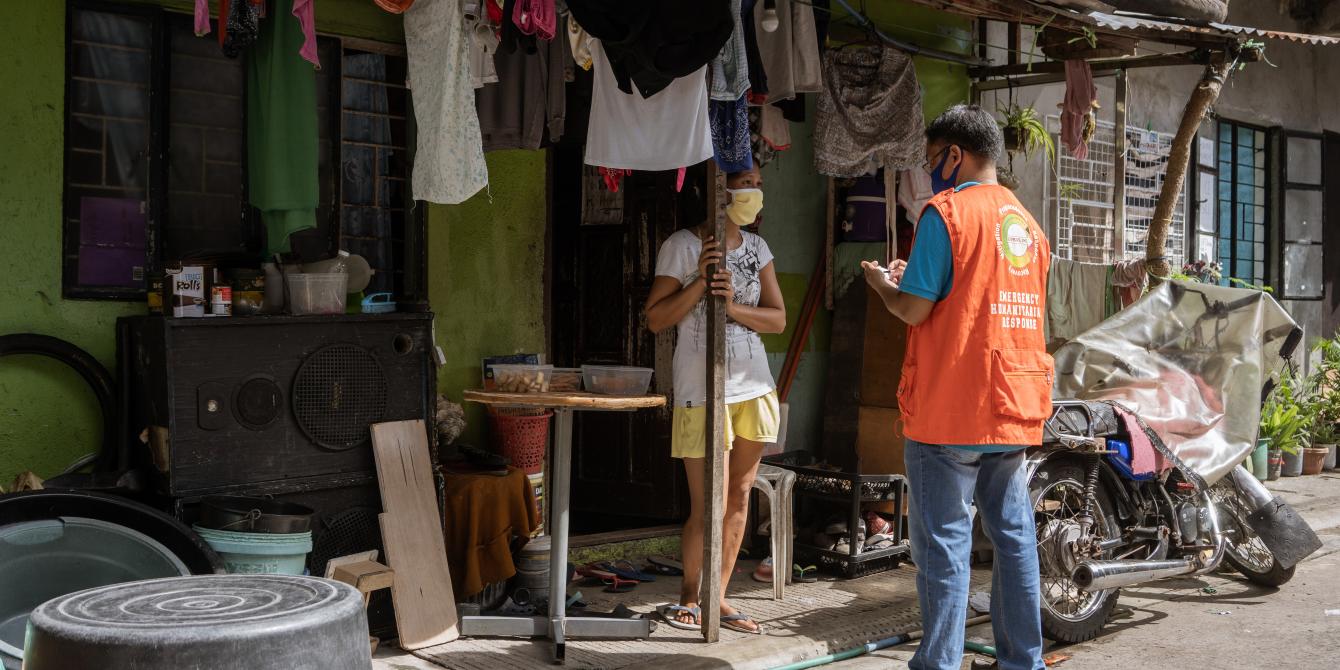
{"left": 726, "top": 188, "right": 764, "bottom": 226}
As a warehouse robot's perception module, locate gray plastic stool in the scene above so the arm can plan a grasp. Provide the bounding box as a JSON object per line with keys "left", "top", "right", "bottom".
{"left": 752, "top": 463, "right": 796, "bottom": 600}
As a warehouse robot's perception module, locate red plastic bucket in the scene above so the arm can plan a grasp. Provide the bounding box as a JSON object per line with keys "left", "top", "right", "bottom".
{"left": 487, "top": 408, "right": 551, "bottom": 475}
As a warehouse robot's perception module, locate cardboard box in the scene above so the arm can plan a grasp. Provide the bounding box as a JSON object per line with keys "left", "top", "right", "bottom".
{"left": 860, "top": 286, "right": 908, "bottom": 409}
{"left": 167, "top": 265, "right": 205, "bottom": 318}
{"left": 856, "top": 405, "right": 906, "bottom": 515}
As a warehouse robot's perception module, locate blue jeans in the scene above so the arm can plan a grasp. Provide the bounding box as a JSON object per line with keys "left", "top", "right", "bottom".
{"left": 904, "top": 440, "right": 1044, "bottom": 670}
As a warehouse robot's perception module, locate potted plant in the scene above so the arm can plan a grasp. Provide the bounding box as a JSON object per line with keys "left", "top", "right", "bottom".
{"left": 997, "top": 103, "right": 1056, "bottom": 164}
{"left": 1310, "top": 331, "right": 1340, "bottom": 470}
{"left": 1261, "top": 374, "right": 1309, "bottom": 479}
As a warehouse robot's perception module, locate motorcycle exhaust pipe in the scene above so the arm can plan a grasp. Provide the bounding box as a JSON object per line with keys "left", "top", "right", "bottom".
{"left": 1071, "top": 558, "right": 1198, "bottom": 591}
{"left": 1228, "top": 466, "right": 1322, "bottom": 569}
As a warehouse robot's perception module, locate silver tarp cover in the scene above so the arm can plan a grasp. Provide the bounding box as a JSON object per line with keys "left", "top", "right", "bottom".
{"left": 1053, "top": 280, "right": 1298, "bottom": 485}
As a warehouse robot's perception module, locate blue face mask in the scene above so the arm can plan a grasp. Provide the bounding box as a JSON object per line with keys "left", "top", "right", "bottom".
{"left": 930, "top": 148, "right": 962, "bottom": 194}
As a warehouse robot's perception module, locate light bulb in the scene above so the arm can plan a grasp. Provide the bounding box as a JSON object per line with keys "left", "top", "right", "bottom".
{"left": 762, "top": 7, "right": 780, "bottom": 32}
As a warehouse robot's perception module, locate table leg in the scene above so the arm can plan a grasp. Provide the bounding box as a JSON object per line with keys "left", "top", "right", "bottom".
{"left": 549, "top": 408, "right": 574, "bottom": 663}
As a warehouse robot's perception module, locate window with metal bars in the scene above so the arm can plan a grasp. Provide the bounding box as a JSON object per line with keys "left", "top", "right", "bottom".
{"left": 62, "top": 3, "right": 418, "bottom": 301}
{"left": 1215, "top": 121, "right": 1269, "bottom": 286}
{"left": 1046, "top": 116, "right": 1186, "bottom": 265}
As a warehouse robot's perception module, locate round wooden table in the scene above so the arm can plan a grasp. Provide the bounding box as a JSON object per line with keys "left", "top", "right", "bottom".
{"left": 459, "top": 390, "right": 666, "bottom": 663}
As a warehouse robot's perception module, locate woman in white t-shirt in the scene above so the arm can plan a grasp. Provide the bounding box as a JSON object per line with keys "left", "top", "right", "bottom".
{"left": 644, "top": 167, "right": 786, "bottom": 635}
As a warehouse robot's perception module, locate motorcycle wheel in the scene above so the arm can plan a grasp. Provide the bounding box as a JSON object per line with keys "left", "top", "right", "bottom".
{"left": 1030, "top": 458, "right": 1122, "bottom": 643}
{"left": 1210, "top": 475, "right": 1297, "bottom": 587}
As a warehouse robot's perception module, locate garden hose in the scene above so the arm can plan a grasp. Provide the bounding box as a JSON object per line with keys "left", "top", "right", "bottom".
{"left": 768, "top": 615, "right": 993, "bottom": 670}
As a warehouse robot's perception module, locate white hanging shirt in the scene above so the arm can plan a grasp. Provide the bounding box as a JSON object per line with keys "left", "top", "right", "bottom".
{"left": 584, "top": 42, "right": 714, "bottom": 171}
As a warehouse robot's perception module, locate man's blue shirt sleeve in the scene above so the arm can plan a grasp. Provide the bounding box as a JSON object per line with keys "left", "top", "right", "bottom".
{"left": 899, "top": 206, "right": 954, "bottom": 302}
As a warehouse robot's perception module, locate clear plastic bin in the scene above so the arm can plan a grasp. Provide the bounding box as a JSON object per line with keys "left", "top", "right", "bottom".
{"left": 492, "top": 364, "right": 555, "bottom": 393}
{"left": 550, "top": 368, "right": 584, "bottom": 393}
{"left": 286, "top": 273, "right": 348, "bottom": 315}
{"left": 582, "top": 365, "right": 653, "bottom": 396}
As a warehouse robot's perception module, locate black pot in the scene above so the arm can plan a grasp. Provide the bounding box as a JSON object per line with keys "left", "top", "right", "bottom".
{"left": 199, "top": 496, "right": 315, "bottom": 534}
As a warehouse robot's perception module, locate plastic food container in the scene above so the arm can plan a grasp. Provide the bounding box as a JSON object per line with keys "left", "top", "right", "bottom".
{"left": 287, "top": 273, "right": 348, "bottom": 315}
{"left": 492, "top": 364, "right": 554, "bottom": 393}
{"left": 582, "top": 365, "right": 653, "bottom": 396}
{"left": 550, "top": 368, "right": 583, "bottom": 393}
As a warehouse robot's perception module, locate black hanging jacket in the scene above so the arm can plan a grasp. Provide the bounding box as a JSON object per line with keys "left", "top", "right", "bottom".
{"left": 566, "top": 0, "right": 734, "bottom": 98}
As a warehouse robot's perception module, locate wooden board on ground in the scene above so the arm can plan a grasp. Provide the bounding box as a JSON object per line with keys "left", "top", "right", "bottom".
{"left": 371, "top": 420, "right": 459, "bottom": 649}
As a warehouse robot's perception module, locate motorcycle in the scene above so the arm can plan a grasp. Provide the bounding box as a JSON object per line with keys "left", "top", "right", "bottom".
{"left": 1025, "top": 280, "right": 1323, "bottom": 643}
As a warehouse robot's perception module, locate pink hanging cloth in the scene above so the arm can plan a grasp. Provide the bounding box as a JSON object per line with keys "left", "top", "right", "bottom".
{"left": 1061, "top": 59, "right": 1096, "bottom": 160}
{"left": 513, "top": 0, "right": 557, "bottom": 41}
{"left": 293, "top": 0, "right": 320, "bottom": 68}
{"left": 194, "top": 0, "right": 211, "bottom": 36}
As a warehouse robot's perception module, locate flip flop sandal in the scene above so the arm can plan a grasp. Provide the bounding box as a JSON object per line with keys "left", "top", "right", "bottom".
{"left": 600, "top": 560, "right": 657, "bottom": 582}
{"left": 752, "top": 557, "right": 774, "bottom": 583}
{"left": 602, "top": 576, "right": 639, "bottom": 593}
{"left": 792, "top": 564, "right": 819, "bottom": 583}
{"left": 646, "top": 562, "right": 681, "bottom": 576}
{"left": 648, "top": 556, "right": 684, "bottom": 575}
{"left": 721, "top": 612, "right": 762, "bottom": 635}
{"left": 657, "top": 604, "right": 702, "bottom": 631}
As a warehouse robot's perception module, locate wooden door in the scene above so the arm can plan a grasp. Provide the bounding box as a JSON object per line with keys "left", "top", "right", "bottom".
{"left": 550, "top": 143, "right": 693, "bottom": 523}
{"left": 1324, "top": 132, "right": 1339, "bottom": 336}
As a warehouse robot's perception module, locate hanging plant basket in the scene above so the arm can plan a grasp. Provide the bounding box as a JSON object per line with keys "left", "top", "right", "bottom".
{"left": 1037, "top": 26, "right": 1138, "bottom": 60}
{"left": 1003, "top": 127, "right": 1022, "bottom": 153}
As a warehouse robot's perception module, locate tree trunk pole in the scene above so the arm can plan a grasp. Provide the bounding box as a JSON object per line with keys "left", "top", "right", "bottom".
{"left": 702, "top": 165, "right": 726, "bottom": 642}
{"left": 1146, "top": 56, "right": 1234, "bottom": 285}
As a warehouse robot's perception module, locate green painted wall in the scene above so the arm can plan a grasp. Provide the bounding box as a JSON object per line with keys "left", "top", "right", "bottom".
{"left": 428, "top": 152, "right": 549, "bottom": 446}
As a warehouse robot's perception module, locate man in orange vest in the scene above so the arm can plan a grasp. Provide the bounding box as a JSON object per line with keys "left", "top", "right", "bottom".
{"left": 863, "top": 105, "right": 1051, "bottom": 670}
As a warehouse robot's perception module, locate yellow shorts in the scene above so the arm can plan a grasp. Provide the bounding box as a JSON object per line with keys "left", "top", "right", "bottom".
{"left": 671, "top": 392, "right": 780, "bottom": 459}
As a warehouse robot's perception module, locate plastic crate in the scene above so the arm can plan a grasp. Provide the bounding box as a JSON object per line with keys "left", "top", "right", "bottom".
{"left": 781, "top": 463, "right": 910, "bottom": 579}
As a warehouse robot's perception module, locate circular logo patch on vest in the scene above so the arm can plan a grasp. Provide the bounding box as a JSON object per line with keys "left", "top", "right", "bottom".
{"left": 997, "top": 214, "right": 1037, "bottom": 269}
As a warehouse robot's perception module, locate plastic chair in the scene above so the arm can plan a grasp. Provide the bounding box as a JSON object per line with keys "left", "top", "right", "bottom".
{"left": 752, "top": 463, "right": 796, "bottom": 600}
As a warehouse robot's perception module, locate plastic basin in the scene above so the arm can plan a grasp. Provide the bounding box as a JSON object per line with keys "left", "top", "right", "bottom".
{"left": 193, "top": 526, "right": 313, "bottom": 576}
{"left": 0, "top": 517, "right": 191, "bottom": 670}
{"left": 582, "top": 365, "right": 653, "bottom": 396}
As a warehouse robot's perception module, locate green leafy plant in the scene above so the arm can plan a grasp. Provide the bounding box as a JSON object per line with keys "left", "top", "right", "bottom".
{"left": 1308, "top": 331, "right": 1340, "bottom": 445}
{"left": 1261, "top": 372, "right": 1311, "bottom": 455}
{"left": 997, "top": 102, "right": 1056, "bottom": 164}
{"left": 1228, "top": 277, "right": 1274, "bottom": 294}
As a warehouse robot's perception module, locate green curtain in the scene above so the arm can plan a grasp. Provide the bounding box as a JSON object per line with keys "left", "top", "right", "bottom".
{"left": 247, "top": 7, "right": 318, "bottom": 256}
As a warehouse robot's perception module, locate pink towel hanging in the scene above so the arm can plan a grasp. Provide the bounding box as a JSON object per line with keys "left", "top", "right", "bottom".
{"left": 293, "top": 0, "right": 320, "bottom": 68}
{"left": 194, "top": 0, "right": 211, "bottom": 36}
{"left": 513, "top": 0, "right": 556, "bottom": 41}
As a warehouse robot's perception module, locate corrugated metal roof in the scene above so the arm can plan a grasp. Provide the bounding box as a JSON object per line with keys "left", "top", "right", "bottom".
{"left": 1085, "top": 10, "right": 1340, "bottom": 45}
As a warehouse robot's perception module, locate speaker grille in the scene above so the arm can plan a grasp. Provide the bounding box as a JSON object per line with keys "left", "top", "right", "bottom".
{"left": 309, "top": 505, "right": 384, "bottom": 574}
{"left": 292, "top": 344, "right": 388, "bottom": 450}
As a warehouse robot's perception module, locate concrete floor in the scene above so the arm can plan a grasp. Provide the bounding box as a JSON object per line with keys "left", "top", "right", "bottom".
{"left": 374, "top": 473, "right": 1340, "bottom": 670}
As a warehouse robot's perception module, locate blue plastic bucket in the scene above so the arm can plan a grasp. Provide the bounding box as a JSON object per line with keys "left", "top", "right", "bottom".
{"left": 193, "top": 526, "right": 312, "bottom": 576}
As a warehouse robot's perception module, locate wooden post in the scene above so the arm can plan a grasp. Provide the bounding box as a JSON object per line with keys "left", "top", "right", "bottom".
{"left": 1146, "top": 56, "right": 1235, "bottom": 285}
{"left": 1113, "top": 68, "right": 1128, "bottom": 258}
{"left": 702, "top": 164, "right": 727, "bottom": 642}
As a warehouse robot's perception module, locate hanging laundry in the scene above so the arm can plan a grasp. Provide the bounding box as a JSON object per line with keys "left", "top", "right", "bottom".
{"left": 500, "top": 0, "right": 538, "bottom": 54}
{"left": 566, "top": 0, "right": 733, "bottom": 99}
{"left": 753, "top": 0, "right": 821, "bottom": 104}
{"left": 292, "top": 0, "right": 319, "bottom": 68}
{"left": 221, "top": 0, "right": 261, "bottom": 58}
{"left": 749, "top": 107, "right": 778, "bottom": 168}
{"left": 405, "top": 0, "right": 489, "bottom": 205}
{"left": 710, "top": 0, "right": 750, "bottom": 102}
{"left": 513, "top": 0, "right": 556, "bottom": 41}
{"left": 759, "top": 104, "right": 791, "bottom": 151}
{"left": 1045, "top": 257, "right": 1111, "bottom": 347}
{"left": 477, "top": 27, "right": 567, "bottom": 151}
{"left": 600, "top": 167, "right": 631, "bottom": 192}
{"left": 814, "top": 46, "right": 925, "bottom": 178}
{"left": 487, "top": 0, "right": 504, "bottom": 24}
{"left": 1062, "top": 60, "right": 1098, "bottom": 160}
{"left": 566, "top": 14, "right": 596, "bottom": 71}
{"left": 465, "top": 2, "right": 500, "bottom": 88}
{"left": 710, "top": 95, "right": 753, "bottom": 173}
{"left": 247, "top": 6, "right": 318, "bottom": 255}
{"left": 741, "top": 0, "right": 769, "bottom": 103}
{"left": 584, "top": 42, "right": 713, "bottom": 172}
{"left": 194, "top": 0, "right": 211, "bottom": 36}
{"left": 897, "top": 168, "right": 934, "bottom": 229}
{"left": 1111, "top": 258, "right": 1148, "bottom": 310}
{"left": 373, "top": 0, "right": 416, "bottom": 13}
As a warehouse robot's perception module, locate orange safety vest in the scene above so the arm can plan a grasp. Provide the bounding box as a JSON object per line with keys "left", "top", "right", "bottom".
{"left": 898, "top": 184, "right": 1054, "bottom": 446}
